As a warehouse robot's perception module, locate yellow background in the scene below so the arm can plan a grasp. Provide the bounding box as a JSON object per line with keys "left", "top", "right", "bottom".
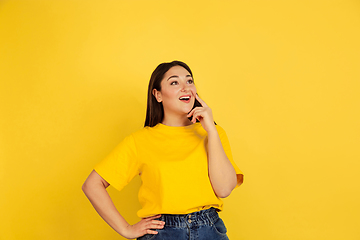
{"left": 1, "top": 0, "right": 359, "bottom": 239}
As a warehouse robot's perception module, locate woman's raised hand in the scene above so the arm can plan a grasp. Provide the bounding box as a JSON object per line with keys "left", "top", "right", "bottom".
{"left": 123, "top": 214, "right": 165, "bottom": 239}
{"left": 187, "top": 91, "right": 217, "bottom": 133}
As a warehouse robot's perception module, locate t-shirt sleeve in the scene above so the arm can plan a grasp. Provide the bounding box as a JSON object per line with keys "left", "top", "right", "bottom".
{"left": 94, "top": 134, "right": 139, "bottom": 191}
{"left": 216, "top": 125, "right": 244, "bottom": 188}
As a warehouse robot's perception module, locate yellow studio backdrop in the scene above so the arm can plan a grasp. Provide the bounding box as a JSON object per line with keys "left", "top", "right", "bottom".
{"left": 0, "top": 0, "right": 359, "bottom": 239}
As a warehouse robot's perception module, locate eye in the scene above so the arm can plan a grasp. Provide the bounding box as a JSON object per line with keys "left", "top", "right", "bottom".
{"left": 187, "top": 79, "right": 194, "bottom": 84}
{"left": 170, "top": 81, "right": 178, "bottom": 85}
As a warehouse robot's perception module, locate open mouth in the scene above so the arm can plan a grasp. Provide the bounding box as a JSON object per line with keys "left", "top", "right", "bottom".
{"left": 179, "top": 95, "right": 191, "bottom": 103}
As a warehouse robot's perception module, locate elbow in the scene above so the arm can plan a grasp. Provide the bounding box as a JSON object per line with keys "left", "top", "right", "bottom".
{"left": 215, "top": 175, "right": 239, "bottom": 198}
{"left": 216, "top": 190, "right": 232, "bottom": 198}
{"left": 82, "top": 181, "right": 96, "bottom": 200}
{"left": 82, "top": 180, "right": 92, "bottom": 196}
{"left": 82, "top": 181, "right": 88, "bottom": 194}
{"left": 215, "top": 186, "right": 234, "bottom": 198}
{"left": 215, "top": 184, "right": 235, "bottom": 198}
{"left": 82, "top": 171, "right": 109, "bottom": 197}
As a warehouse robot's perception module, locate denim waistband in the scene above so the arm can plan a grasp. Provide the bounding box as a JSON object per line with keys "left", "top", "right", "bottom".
{"left": 158, "top": 207, "right": 220, "bottom": 228}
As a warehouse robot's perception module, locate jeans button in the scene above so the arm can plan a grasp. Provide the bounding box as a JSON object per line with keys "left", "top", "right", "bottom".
{"left": 188, "top": 219, "right": 192, "bottom": 223}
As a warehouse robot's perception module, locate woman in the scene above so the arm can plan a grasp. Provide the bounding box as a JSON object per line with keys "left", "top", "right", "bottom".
{"left": 82, "top": 60, "right": 244, "bottom": 240}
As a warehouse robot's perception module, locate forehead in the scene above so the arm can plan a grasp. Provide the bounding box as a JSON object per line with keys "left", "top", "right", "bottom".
{"left": 163, "top": 65, "right": 191, "bottom": 79}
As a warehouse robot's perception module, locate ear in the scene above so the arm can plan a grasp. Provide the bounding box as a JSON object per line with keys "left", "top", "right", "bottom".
{"left": 152, "top": 89, "right": 162, "bottom": 103}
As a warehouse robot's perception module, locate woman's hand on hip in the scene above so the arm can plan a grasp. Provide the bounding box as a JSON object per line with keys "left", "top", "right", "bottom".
{"left": 187, "top": 91, "right": 217, "bottom": 133}
{"left": 123, "top": 214, "right": 165, "bottom": 239}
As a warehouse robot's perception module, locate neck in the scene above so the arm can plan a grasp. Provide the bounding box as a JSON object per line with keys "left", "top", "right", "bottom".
{"left": 162, "top": 113, "right": 193, "bottom": 127}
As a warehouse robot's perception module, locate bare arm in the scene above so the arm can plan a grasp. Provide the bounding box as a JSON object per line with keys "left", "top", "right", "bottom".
{"left": 206, "top": 129, "right": 238, "bottom": 198}
{"left": 188, "top": 92, "right": 241, "bottom": 198}
{"left": 82, "top": 170, "right": 165, "bottom": 239}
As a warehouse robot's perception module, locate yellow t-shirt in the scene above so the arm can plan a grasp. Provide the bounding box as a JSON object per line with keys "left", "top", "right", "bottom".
{"left": 94, "top": 122, "right": 243, "bottom": 218}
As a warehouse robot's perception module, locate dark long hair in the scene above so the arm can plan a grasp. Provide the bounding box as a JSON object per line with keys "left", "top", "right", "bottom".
{"left": 144, "top": 60, "right": 202, "bottom": 127}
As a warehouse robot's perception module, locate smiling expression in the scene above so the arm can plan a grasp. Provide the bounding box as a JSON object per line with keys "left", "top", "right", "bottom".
{"left": 153, "top": 65, "right": 197, "bottom": 117}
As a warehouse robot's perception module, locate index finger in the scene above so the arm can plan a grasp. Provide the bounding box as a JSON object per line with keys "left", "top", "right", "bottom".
{"left": 144, "top": 214, "right": 162, "bottom": 220}
{"left": 193, "top": 92, "right": 208, "bottom": 107}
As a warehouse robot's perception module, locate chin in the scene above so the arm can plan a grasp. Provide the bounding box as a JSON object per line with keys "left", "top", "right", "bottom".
{"left": 174, "top": 102, "right": 195, "bottom": 115}
{"left": 183, "top": 106, "right": 193, "bottom": 114}
{"left": 186, "top": 103, "right": 195, "bottom": 113}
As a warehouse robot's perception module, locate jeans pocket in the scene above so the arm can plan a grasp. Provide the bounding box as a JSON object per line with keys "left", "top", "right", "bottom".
{"left": 212, "top": 218, "right": 228, "bottom": 236}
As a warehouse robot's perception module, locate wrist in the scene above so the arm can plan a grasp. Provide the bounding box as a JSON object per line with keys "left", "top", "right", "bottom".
{"left": 206, "top": 125, "right": 218, "bottom": 136}
{"left": 120, "top": 223, "right": 133, "bottom": 239}
{"left": 117, "top": 221, "right": 132, "bottom": 238}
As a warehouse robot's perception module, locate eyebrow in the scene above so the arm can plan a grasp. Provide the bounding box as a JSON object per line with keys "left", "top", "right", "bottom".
{"left": 167, "top": 75, "right": 192, "bottom": 81}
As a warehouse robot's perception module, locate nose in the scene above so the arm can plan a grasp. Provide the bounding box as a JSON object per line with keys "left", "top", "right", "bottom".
{"left": 180, "top": 82, "right": 196, "bottom": 97}
{"left": 180, "top": 81, "right": 189, "bottom": 92}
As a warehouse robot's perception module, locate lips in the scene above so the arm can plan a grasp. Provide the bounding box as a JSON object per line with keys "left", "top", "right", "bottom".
{"left": 179, "top": 95, "right": 191, "bottom": 103}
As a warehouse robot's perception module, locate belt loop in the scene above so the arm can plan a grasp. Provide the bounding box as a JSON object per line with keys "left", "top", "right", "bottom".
{"left": 206, "top": 210, "right": 214, "bottom": 225}
{"left": 211, "top": 208, "right": 219, "bottom": 224}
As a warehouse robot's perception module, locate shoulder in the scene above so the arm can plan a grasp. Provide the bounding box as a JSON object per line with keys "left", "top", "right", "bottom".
{"left": 114, "top": 127, "right": 150, "bottom": 147}
{"left": 130, "top": 126, "right": 152, "bottom": 138}
{"left": 127, "top": 126, "right": 157, "bottom": 143}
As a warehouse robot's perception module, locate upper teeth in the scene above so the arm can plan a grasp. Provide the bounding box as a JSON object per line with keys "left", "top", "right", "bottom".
{"left": 180, "top": 96, "right": 190, "bottom": 100}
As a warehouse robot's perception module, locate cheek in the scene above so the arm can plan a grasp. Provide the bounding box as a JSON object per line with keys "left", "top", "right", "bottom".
{"left": 190, "top": 85, "right": 197, "bottom": 95}
{"left": 162, "top": 89, "right": 177, "bottom": 100}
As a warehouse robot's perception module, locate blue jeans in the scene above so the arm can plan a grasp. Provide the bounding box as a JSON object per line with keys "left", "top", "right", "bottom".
{"left": 137, "top": 208, "right": 229, "bottom": 240}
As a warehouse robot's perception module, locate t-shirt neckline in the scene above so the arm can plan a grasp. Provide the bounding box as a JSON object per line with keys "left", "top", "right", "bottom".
{"left": 156, "top": 122, "right": 201, "bottom": 131}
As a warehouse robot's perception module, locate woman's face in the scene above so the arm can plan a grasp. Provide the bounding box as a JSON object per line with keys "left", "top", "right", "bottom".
{"left": 153, "top": 65, "right": 197, "bottom": 116}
